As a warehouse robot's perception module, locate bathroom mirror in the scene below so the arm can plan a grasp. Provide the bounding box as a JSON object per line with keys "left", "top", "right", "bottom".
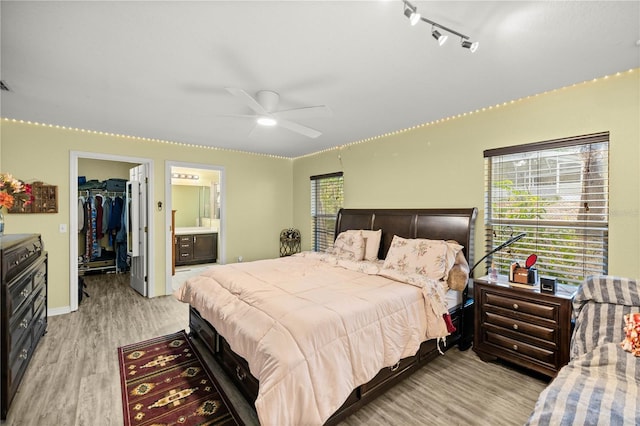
{"left": 172, "top": 184, "right": 219, "bottom": 228}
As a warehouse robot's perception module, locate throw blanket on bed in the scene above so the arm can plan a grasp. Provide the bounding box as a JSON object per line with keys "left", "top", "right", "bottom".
{"left": 175, "top": 252, "right": 450, "bottom": 426}
{"left": 527, "top": 276, "right": 640, "bottom": 426}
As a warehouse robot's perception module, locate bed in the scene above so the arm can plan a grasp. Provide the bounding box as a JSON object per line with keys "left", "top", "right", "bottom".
{"left": 526, "top": 275, "right": 640, "bottom": 425}
{"left": 175, "top": 207, "right": 477, "bottom": 425}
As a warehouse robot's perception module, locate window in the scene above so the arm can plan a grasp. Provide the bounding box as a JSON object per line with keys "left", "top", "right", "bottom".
{"left": 310, "top": 172, "right": 344, "bottom": 252}
{"left": 484, "top": 132, "right": 609, "bottom": 286}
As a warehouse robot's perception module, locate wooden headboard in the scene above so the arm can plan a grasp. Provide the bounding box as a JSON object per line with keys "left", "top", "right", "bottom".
{"left": 335, "top": 208, "right": 478, "bottom": 267}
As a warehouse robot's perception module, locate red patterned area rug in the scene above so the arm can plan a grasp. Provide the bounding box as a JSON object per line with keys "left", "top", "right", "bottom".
{"left": 118, "top": 330, "right": 244, "bottom": 426}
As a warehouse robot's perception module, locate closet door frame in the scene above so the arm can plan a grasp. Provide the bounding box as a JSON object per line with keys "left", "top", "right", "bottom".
{"left": 69, "top": 151, "right": 155, "bottom": 312}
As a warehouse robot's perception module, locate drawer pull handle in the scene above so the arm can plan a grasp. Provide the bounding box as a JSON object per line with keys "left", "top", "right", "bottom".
{"left": 390, "top": 361, "right": 400, "bottom": 372}
{"left": 512, "top": 324, "right": 519, "bottom": 330}
{"left": 20, "top": 319, "right": 29, "bottom": 329}
{"left": 513, "top": 303, "right": 519, "bottom": 310}
{"left": 21, "top": 289, "right": 30, "bottom": 298}
{"left": 236, "top": 366, "right": 246, "bottom": 381}
{"left": 19, "top": 349, "right": 28, "bottom": 360}
{"left": 512, "top": 344, "right": 518, "bottom": 351}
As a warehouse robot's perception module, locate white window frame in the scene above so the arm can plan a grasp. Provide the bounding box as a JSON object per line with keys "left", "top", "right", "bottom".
{"left": 310, "top": 172, "right": 344, "bottom": 252}
{"left": 484, "top": 132, "right": 609, "bottom": 286}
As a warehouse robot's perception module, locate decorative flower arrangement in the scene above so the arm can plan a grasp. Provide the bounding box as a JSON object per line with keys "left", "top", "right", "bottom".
{"left": 0, "top": 173, "right": 32, "bottom": 210}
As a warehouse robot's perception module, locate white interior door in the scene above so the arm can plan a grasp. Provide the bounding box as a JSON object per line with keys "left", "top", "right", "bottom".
{"left": 128, "top": 164, "right": 148, "bottom": 296}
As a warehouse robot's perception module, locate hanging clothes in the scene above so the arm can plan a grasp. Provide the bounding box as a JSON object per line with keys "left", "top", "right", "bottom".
{"left": 116, "top": 195, "right": 128, "bottom": 271}
{"left": 108, "top": 196, "right": 124, "bottom": 246}
{"left": 95, "top": 194, "right": 104, "bottom": 240}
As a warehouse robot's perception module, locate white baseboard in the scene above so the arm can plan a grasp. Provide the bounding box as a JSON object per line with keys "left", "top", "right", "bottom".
{"left": 48, "top": 306, "right": 72, "bottom": 317}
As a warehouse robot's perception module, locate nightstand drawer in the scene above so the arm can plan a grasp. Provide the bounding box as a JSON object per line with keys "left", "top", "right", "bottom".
{"left": 485, "top": 312, "right": 556, "bottom": 342}
{"left": 485, "top": 292, "right": 556, "bottom": 320}
{"left": 486, "top": 331, "right": 556, "bottom": 365}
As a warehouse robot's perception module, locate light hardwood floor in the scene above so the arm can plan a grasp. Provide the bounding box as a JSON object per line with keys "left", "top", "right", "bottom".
{"left": 3, "top": 273, "right": 549, "bottom": 426}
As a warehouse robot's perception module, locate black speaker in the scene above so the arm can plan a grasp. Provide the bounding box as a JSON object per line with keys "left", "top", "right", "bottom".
{"left": 540, "top": 276, "right": 557, "bottom": 294}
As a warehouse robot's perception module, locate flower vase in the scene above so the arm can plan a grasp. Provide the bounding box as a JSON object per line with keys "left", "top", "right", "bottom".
{"left": 0, "top": 209, "right": 4, "bottom": 237}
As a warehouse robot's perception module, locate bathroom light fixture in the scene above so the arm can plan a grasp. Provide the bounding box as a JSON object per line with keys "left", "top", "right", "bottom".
{"left": 171, "top": 173, "right": 199, "bottom": 180}
{"left": 400, "top": 0, "right": 479, "bottom": 52}
{"left": 257, "top": 116, "right": 277, "bottom": 126}
{"left": 432, "top": 27, "right": 448, "bottom": 46}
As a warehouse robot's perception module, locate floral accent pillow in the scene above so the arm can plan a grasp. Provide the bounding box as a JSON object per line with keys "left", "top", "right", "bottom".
{"left": 333, "top": 231, "right": 366, "bottom": 261}
{"left": 620, "top": 312, "right": 640, "bottom": 357}
{"left": 381, "top": 235, "right": 452, "bottom": 281}
{"left": 344, "top": 229, "right": 382, "bottom": 261}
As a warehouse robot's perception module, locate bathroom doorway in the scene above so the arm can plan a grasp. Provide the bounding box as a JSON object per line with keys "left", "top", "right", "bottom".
{"left": 165, "top": 161, "right": 225, "bottom": 294}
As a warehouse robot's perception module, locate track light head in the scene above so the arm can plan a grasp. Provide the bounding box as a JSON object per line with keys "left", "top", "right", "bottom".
{"left": 461, "top": 39, "right": 480, "bottom": 53}
{"left": 403, "top": 4, "right": 421, "bottom": 26}
{"left": 432, "top": 28, "right": 448, "bottom": 46}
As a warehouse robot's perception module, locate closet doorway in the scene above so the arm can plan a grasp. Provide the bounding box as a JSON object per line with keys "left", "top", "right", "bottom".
{"left": 165, "top": 161, "right": 225, "bottom": 295}
{"left": 69, "top": 152, "right": 155, "bottom": 312}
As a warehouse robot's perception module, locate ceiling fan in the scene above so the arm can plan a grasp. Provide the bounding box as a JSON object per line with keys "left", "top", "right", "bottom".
{"left": 223, "top": 88, "right": 331, "bottom": 139}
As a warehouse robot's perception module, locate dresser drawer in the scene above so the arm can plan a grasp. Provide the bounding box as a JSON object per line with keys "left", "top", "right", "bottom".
{"left": 32, "top": 304, "right": 47, "bottom": 341}
{"left": 2, "top": 236, "right": 43, "bottom": 282}
{"left": 485, "top": 331, "right": 556, "bottom": 365}
{"left": 8, "top": 332, "right": 33, "bottom": 397}
{"left": 8, "top": 301, "right": 33, "bottom": 354}
{"left": 32, "top": 261, "right": 46, "bottom": 289}
{"left": 484, "top": 292, "right": 557, "bottom": 320}
{"left": 32, "top": 284, "right": 47, "bottom": 314}
{"left": 7, "top": 269, "right": 33, "bottom": 316}
{"left": 485, "top": 312, "right": 556, "bottom": 343}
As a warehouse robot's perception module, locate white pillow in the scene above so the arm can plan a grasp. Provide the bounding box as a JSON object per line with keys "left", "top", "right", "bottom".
{"left": 333, "top": 231, "right": 366, "bottom": 261}
{"left": 345, "top": 229, "right": 382, "bottom": 261}
{"left": 381, "top": 235, "right": 452, "bottom": 280}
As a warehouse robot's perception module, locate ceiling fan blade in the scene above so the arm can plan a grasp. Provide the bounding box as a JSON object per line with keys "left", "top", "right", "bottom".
{"left": 277, "top": 119, "right": 322, "bottom": 139}
{"left": 217, "top": 114, "right": 257, "bottom": 119}
{"left": 225, "top": 87, "right": 268, "bottom": 115}
{"left": 273, "top": 105, "right": 332, "bottom": 120}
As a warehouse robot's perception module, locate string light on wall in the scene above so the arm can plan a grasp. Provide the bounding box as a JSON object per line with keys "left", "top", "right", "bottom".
{"left": 401, "top": 0, "right": 479, "bottom": 52}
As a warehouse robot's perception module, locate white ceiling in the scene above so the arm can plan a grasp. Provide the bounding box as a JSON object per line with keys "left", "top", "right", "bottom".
{"left": 1, "top": 1, "right": 639, "bottom": 158}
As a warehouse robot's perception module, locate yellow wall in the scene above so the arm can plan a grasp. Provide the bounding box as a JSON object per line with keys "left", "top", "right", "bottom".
{"left": 2, "top": 69, "right": 638, "bottom": 312}
{"left": 293, "top": 70, "right": 640, "bottom": 279}
{"left": 0, "top": 122, "right": 293, "bottom": 310}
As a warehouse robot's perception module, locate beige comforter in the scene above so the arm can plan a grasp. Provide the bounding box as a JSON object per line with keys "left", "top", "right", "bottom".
{"left": 174, "top": 252, "right": 450, "bottom": 426}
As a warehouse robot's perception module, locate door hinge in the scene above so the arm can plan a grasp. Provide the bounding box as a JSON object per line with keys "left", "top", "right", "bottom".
{"left": 144, "top": 226, "right": 148, "bottom": 233}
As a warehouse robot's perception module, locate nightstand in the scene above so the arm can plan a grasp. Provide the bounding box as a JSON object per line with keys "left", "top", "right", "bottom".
{"left": 473, "top": 276, "right": 576, "bottom": 377}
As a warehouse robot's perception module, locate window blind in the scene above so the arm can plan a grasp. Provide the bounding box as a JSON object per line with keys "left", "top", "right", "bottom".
{"left": 484, "top": 132, "right": 609, "bottom": 286}
{"left": 310, "top": 172, "right": 344, "bottom": 252}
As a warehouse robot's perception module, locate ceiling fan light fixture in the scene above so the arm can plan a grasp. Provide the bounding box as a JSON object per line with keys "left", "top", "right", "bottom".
{"left": 257, "top": 116, "right": 277, "bottom": 126}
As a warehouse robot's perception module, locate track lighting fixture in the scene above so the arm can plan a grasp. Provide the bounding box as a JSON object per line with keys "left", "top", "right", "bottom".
{"left": 400, "top": 0, "right": 478, "bottom": 52}
{"left": 432, "top": 27, "right": 448, "bottom": 46}
{"left": 461, "top": 39, "right": 480, "bottom": 53}
{"left": 403, "top": 2, "right": 420, "bottom": 26}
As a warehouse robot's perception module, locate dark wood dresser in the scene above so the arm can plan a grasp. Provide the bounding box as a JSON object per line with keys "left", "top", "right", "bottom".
{"left": 1, "top": 234, "right": 47, "bottom": 420}
{"left": 473, "top": 276, "right": 575, "bottom": 378}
